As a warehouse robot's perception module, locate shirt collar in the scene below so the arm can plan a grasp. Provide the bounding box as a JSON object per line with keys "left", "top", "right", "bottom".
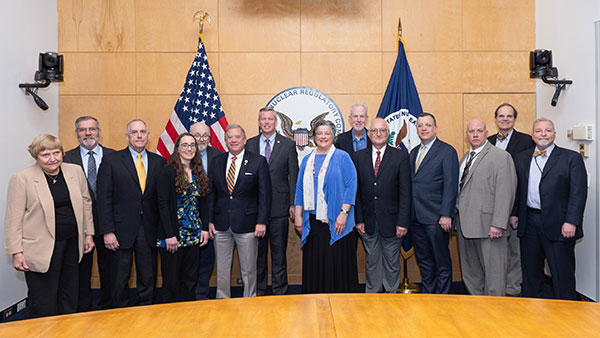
{"left": 372, "top": 144, "right": 387, "bottom": 156}
{"left": 469, "top": 140, "right": 488, "bottom": 155}
{"left": 229, "top": 149, "right": 245, "bottom": 160}
{"left": 534, "top": 143, "right": 555, "bottom": 157}
{"left": 421, "top": 137, "right": 437, "bottom": 149}
{"left": 128, "top": 146, "right": 147, "bottom": 157}
{"left": 260, "top": 133, "right": 276, "bottom": 144}
{"left": 80, "top": 144, "right": 101, "bottom": 157}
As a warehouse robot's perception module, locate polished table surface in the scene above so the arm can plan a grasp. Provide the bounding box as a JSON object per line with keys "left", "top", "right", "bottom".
{"left": 1, "top": 294, "right": 599, "bottom": 337}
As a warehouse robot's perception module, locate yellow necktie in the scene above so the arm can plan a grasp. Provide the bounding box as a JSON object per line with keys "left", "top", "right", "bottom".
{"left": 136, "top": 153, "right": 146, "bottom": 193}
{"left": 415, "top": 145, "right": 426, "bottom": 171}
{"left": 227, "top": 156, "right": 237, "bottom": 194}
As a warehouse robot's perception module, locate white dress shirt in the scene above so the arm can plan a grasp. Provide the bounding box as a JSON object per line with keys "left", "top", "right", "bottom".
{"left": 79, "top": 144, "right": 103, "bottom": 177}
{"left": 226, "top": 150, "right": 245, "bottom": 185}
{"left": 527, "top": 144, "right": 555, "bottom": 209}
{"left": 371, "top": 144, "right": 387, "bottom": 168}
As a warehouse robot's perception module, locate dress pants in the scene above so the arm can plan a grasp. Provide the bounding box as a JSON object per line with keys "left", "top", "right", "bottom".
{"left": 521, "top": 211, "right": 577, "bottom": 300}
{"left": 160, "top": 245, "right": 200, "bottom": 303}
{"left": 506, "top": 226, "right": 522, "bottom": 295}
{"left": 25, "top": 237, "right": 79, "bottom": 318}
{"left": 78, "top": 235, "right": 112, "bottom": 311}
{"left": 214, "top": 228, "right": 258, "bottom": 298}
{"left": 412, "top": 222, "right": 452, "bottom": 294}
{"left": 257, "top": 216, "right": 289, "bottom": 295}
{"left": 195, "top": 238, "right": 215, "bottom": 300}
{"left": 362, "top": 229, "right": 402, "bottom": 293}
{"left": 457, "top": 226, "right": 507, "bottom": 296}
{"left": 110, "top": 225, "right": 157, "bottom": 307}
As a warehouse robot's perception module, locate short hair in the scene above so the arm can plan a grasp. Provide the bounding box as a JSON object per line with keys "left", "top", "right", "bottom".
{"left": 74, "top": 116, "right": 100, "bottom": 131}
{"left": 28, "top": 134, "right": 64, "bottom": 159}
{"left": 126, "top": 119, "right": 148, "bottom": 134}
{"left": 494, "top": 103, "right": 518, "bottom": 119}
{"left": 417, "top": 112, "right": 437, "bottom": 126}
{"left": 349, "top": 102, "right": 368, "bottom": 115}
{"left": 312, "top": 120, "right": 336, "bottom": 140}
{"left": 225, "top": 124, "right": 246, "bottom": 139}
{"left": 258, "top": 107, "right": 276, "bottom": 119}
{"left": 532, "top": 117, "right": 555, "bottom": 131}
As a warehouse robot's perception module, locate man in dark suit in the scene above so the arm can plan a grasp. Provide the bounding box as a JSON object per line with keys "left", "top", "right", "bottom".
{"left": 511, "top": 118, "right": 587, "bottom": 300}
{"left": 334, "top": 102, "right": 372, "bottom": 155}
{"left": 189, "top": 122, "right": 223, "bottom": 300}
{"left": 63, "top": 116, "right": 115, "bottom": 311}
{"left": 246, "top": 108, "right": 298, "bottom": 296}
{"left": 410, "top": 112, "right": 459, "bottom": 294}
{"left": 208, "top": 124, "right": 271, "bottom": 298}
{"left": 97, "top": 119, "right": 166, "bottom": 307}
{"left": 353, "top": 118, "right": 410, "bottom": 293}
{"left": 488, "top": 103, "right": 535, "bottom": 297}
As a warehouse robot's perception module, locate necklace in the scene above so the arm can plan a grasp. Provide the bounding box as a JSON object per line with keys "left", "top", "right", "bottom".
{"left": 44, "top": 171, "right": 59, "bottom": 184}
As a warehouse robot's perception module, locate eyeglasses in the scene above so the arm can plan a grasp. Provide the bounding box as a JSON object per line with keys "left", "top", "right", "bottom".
{"left": 193, "top": 133, "right": 210, "bottom": 140}
{"left": 368, "top": 128, "right": 388, "bottom": 134}
{"left": 77, "top": 127, "right": 98, "bottom": 133}
{"left": 179, "top": 143, "right": 197, "bottom": 149}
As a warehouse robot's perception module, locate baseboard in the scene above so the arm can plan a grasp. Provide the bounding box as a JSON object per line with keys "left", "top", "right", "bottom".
{"left": 1, "top": 298, "right": 27, "bottom": 323}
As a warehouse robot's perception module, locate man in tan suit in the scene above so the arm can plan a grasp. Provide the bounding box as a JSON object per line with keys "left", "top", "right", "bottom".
{"left": 457, "top": 119, "right": 517, "bottom": 296}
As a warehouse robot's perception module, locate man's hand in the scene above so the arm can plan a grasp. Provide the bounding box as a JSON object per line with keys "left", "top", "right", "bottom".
{"left": 396, "top": 226, "right": 408, "bottom": 238}
{"left": 355, "top": 223, "right": 365, "bottom": 236}
{"left": 208, "top": 222, "right": 216, "bottom": 239}
{"left": 104, "top": 232, "right": 119, "bottom": 251}
{"left": 200, "top": 231, "right": 210, "bottom": 247}
{"left": 561, "top": 222, "right": 576, "bottom": 238}
{"left": 255, "top": 224, "right": 266, "bottom": 237}
{"left": 488, "top": 226, "right": 502, "bottom": 239}
{"left": 12, "top": 253, "right": 29, "bottom": 271}
{"left": 439, "top": 216, "right": 452, "bottom": 232}
{"left": 165, "top": 236, "right": 178, "bottom": 253}
{"left": 84, "top": 235, "right": 95, "bottom": 254}
{"left": 289, "top": 206, "right": 295, "bottom": 221}
{"left": 509, "top": 216, "right": 519, "bottom": 230}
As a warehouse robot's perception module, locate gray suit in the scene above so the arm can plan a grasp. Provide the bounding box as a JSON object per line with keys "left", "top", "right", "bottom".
{"left": 457, "top": 142, "right": 517, "bottom": 296}
{"left": 245, "top": 133, "right": 298, "bottom": 295}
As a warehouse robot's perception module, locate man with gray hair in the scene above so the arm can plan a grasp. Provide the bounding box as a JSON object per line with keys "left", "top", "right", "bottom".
{"left": 63, "top": 116, "right": 115, "bottom": 310}
{"left": 207, "top": 124, "right": 272, "bottom": 298}
{"left": 335, "top": 102, "right": 372, "bottom": 156}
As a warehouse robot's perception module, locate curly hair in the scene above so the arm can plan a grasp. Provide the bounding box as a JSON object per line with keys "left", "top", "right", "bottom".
{"left": 169, "top": 133, "right": 209, "bottom": 196}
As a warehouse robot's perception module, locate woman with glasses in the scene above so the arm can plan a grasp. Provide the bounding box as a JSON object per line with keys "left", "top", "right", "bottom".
{"left": 157, "top": 132, "right": 210, "bottom": 302}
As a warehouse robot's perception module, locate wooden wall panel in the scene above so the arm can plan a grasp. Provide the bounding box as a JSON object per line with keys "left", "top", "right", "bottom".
{"left": 60, "top": 53, "right": 136, "bottom": 95}
{"left": 462, "top": 52, "right": 536, "bottom": 93}
{"left": 136, "top": 53, "right": 198, "bottom": 95}
{"left": 302, "top": 53, "right": 382, "bottom": 94}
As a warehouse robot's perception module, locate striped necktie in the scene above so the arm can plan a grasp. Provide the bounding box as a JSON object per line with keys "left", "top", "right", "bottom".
{"left": 227, "top": 156, "right": 237, "bottom": 194}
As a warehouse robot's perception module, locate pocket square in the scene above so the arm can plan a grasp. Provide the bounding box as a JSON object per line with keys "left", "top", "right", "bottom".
{"left": 244, "top": 172, "right": 254, "bottom": 176}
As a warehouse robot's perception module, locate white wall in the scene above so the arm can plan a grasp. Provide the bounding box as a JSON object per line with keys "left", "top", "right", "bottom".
{"left": 0, "top": 2, "right": 58, "bottom": 309}
{"left": 536, "top": 0, "right": 600, "bottom": 300}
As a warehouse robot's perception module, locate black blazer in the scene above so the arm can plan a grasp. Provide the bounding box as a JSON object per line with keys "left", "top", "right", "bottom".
{"left": 156, "top": 164, "right": 209, "bottom": 240}
{"left": 488, "top": 129, "right": 535, "bottom": 159}
{"left": 409, "top": 139, "right": 459, "bottom": 225}
{"left": 205, "top": 146, "right": 223, "bottom": 176}
{"left": 208, "top": 151, "right": 272, "bottom": 233}
{"left": 245, "top": 133, "right": 299, "bottom": 218}
{"left": 512, "top": 146, "right": 587, "bottom": 241}
{"left": 97, "top": 148, "right": 166, "bottom": 248}
{"left": 334, "top": 129, "right": 372, "bottom": 156}
{"left": 63, "top": 145, "right": 115, "bottom": 233}
{"left": 353, "top": 145, "right": 411, "bottom": 237}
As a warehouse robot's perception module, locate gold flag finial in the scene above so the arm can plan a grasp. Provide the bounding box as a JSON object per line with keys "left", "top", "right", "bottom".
{"left": 398, "top": 17, "right": 402, "bottom": 38}
{"left": 193, "top": 11, "right": 211, "bottom": 38}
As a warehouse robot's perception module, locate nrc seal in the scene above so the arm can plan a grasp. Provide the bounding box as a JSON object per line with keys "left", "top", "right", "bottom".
{"left": 266, "top": 87, "right": 344, "bottom": 161}
{"left": 384, "top": 109, "right": 420, "bottom": 152}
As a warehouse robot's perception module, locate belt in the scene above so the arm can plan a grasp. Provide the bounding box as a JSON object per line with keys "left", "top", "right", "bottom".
{"left": 527, "top": 207, "right": 542, "bottom": 214}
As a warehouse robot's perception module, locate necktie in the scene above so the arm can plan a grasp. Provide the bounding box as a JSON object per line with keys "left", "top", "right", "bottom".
{"left": 265, "top": 138, "right": 271, "bottom": 163}
{"left": 497, "top": 133, "right": 507, "bottom": 142}
{"left": 533, "top": 150, "right": 547, "bottom": 157}
{"left": 460, "top": 151, "right": 476, "bottom": 189}
{"left": 87, "top": 151, "right": 97, "bottom": 197}
{"left": 136, "top": 153, "right": 146, "bottom": 193}
{"left": 415, "top": 144, "right": 426, "bottom": 171}
{"left": 374, "top": 151, "right": 381, "bottom": 176}
{"left": 227, "top": 156, "right": 237, "bottom": 194}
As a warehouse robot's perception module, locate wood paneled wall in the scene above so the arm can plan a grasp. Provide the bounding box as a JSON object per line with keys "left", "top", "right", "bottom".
{"left": 58, "top": 0, "right": 535, "bottom": 288}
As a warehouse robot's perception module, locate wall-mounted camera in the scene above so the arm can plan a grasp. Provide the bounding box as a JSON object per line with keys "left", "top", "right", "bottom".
{"left": 529, "top": 49, "right": 572, "bottom": 106}
{"left": 19, "top": 52, "right": 64, "bottom": 111}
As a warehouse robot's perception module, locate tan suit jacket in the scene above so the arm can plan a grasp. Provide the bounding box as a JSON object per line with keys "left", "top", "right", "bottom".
{"left": 4, "top": 163, "right": 94, "bottom": 273}
{"left": 457, "top": 142, "right": 517, "bottom": 238}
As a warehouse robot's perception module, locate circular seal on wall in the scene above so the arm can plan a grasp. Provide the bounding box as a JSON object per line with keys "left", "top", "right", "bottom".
{"left": 266, "top": 86, "right": 344, "bottom": 162}
{"left": 384, "top": 109, "right": 420, "bottom": 152}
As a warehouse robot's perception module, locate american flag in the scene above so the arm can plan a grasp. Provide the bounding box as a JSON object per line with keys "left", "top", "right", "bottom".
{"left": 157, "top": 36, "right": 228, "bottom": 158}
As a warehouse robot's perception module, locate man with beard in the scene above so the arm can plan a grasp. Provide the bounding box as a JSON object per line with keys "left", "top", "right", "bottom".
{"left": 335, "top": 102, "right": 372, "bottom": 156}
{"left": 63, "top": 116, "right": 115, "bottom": 311}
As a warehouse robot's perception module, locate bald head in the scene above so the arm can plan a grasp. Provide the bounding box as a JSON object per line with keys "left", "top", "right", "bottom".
{"left": 367, "top": 118, "right": 390, "bottom": 149}
{"left": 190, "top": 122, "right": 210, "bottom": 151}
{"left": 466, "top": 118, "right": 488, "bottom": 149}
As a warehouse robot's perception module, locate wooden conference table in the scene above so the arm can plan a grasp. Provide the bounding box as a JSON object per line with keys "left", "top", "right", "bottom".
{"left": 1, "top": 294, "right": 598, "bottom": 337}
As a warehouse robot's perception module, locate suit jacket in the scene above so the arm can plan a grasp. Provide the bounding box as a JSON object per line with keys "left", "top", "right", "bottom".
{"left": 410, "top": 138, "right": 459, "bottom": 225}
{"left": 63, "top": 144, "right": 115, "bottom": 234}
{"left": 512, "top": 146, "right": 587, "bottom": 241}
{"left": 334, "top": 129, "right": 372, "bottom": 156}
{"left": 156, "top": 164, "right": 208, "bottom": 240}
{"left": 457, "top": 142, "right": 517, "bottom": 238}
{"left": 488, "top": 129, "right": 535, "bottom": 159}
{"left": 246, "top": 133, "right": 299, "bottom": 218}
{"left": 353, "top": 145, "right": 411, "bottom": 237}
{"left": 208, "top": 151, "right": 272, "bottom": 233}
{"left": 97, "top": 148, "right": 166, "bottom": 248}
{"left": 4, "top": 163, "right": 94, "bottom": 273}
{"left": 205, "top": 146, "right": 222, "bottom": 176}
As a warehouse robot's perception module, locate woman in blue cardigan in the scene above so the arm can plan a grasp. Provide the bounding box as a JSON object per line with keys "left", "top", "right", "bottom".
{"left": 294, "top": 120, "right": 359, "bottom": 293}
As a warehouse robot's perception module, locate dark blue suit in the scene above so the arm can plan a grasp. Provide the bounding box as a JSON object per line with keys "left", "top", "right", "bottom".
{"left": 334, "top": 129, "right": 372, "bottom": 156}
{"left": 512, "top": 145, "right": 587, "bottom": 299}
{"left": 410, "top": 138, "right": 459, "bottom": 294}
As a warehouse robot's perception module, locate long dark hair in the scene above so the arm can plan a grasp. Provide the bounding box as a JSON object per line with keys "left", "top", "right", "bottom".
{"left": 169, "top": 133, "right": 209, "bottom": 196}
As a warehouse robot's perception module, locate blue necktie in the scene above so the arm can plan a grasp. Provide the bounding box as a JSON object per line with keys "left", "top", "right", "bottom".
{"left": 87, "top": 151, "right": 97, "bottom": 197}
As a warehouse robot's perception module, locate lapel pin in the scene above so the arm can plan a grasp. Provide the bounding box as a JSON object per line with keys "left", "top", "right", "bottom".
{"left": 277, "top": 140, "right": 280, "bottom": 144}
{"left": 244, "top": 159, "right": 248, "bottom": 165}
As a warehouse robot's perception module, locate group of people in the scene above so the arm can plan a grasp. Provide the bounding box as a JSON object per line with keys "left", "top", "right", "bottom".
{"left": 3, "top": 102, "right": 587, "bottom": 319}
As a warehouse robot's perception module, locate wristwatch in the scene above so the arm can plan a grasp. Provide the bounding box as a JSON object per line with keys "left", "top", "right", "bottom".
{"left": 340, "top": 209, "right": 349, "bottom": 215}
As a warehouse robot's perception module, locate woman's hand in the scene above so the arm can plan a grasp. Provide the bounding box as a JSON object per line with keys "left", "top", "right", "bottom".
{"left": 84, "top": 235, "right": 95, "bottom": 254}
{"left": 334, "top": 212, "right": 348, "bottom": 235}
{"left": 12, "top": 252, "right": 29, "bottom": 271}
{"left": 199, "top": 231, "right": 210, "bottom": 247}
{"left": 165, "top": 236, "right": 178, "bottom": 253}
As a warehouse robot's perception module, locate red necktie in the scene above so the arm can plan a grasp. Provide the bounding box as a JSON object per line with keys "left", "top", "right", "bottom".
{"left": 374, "top": 151, "right": 381, "bottom": 176}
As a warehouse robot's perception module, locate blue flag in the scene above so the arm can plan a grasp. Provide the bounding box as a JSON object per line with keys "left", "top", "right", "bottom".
{"left": 377, "top": 37, "right": 423, "bottom": 259}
